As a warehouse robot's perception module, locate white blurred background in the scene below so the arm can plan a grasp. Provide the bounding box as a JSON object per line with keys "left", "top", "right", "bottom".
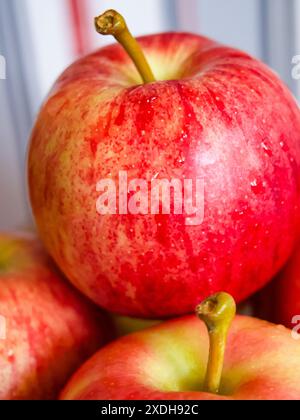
{"left": 0, "top": 0, "right": 299, "bottom": 230}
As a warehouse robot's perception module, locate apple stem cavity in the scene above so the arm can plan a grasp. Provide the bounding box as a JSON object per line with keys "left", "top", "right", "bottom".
{"left": 196, "top": 292, "right": 236, "bottom": 395}
{"left": 94, "top": 9, "right": 156, "bottom": 84}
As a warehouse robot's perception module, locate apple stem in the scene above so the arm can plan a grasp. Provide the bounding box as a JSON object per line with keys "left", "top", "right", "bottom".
{"left": 94, "top": 10, "right": 156, "bottom": 84}
{"left": 196, "top": 292, "right": 236, "bottom": 395}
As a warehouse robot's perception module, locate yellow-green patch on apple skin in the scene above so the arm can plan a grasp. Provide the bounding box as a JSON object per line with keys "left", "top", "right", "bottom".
{"left": 112, "top": 301, "right": 253, "bottom": 338}
{"left": 61, "top": 315, "right": 300, "bottom": 400}
{"left": 112, "top": 315, "right": 161, "bottom": 337}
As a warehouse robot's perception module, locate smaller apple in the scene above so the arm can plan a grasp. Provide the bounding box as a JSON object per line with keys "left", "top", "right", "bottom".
{"left": 255, "top": 243, "right": 300, "bottom": 330}
{"left": 0, "top": 233, "right": 112, "bottom": 400}
{"left": 61, "top": 292, "right": 300, "bottom": 401}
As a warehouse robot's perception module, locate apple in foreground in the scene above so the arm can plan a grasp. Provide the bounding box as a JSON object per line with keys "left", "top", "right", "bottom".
{"left": 0, "top": 233, "right": 111, "bottom": 400}
{"left": 255, "top": 243, "right": 300, "bottom": 329}
{"left": 61, "top": 292, "right": 300, "bottom": 401}
{"left": 28, "top": 9, "right": 300, "bottom": 318}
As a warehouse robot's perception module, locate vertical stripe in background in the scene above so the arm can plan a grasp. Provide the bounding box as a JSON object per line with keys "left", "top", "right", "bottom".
{"left": 69, "top": 0, "right": 91, "bottom": 56}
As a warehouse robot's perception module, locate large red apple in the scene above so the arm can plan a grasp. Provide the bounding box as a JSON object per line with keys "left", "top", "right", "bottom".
{"left": 0, "top": 232, "right": 111, "bottom": 400}
{"left": 255, "top": 243, "right": 300, "bottom": 330}
{"left": 28, "top": 10, "right": 300, "bottom": 318}
{"left": 61, "top": 293, "right": 300, "bottom": 401}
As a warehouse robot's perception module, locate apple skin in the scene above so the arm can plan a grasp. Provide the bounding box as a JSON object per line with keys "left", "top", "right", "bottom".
{"left": 28, "top": 33, "right": 300, "bottom": 318}
{"left": 61, "top": 315, "right": 300, "bottom": 400}
{"left": 111, "top": 315, "right": 161, "bottom": 337}
{"left": 0, "top": 233, "right": 112, "bottom": 400}
{"left": 255, "top": 243, "right": 300, "bottom": 329}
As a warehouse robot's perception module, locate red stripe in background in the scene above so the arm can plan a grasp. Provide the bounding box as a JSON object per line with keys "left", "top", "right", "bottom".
{"left": 68, "top": 0, "right": 91, "bottom": 56}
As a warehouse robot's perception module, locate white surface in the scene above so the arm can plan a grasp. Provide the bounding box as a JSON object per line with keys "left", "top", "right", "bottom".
{"left": 0, "top": 82, "right": 29, "bottom": 230}
{"left": 24, "top": 0, "right": 75, "bottom": 112}
{"left": 198, "top": 0, "right": 263, "bottom": 59}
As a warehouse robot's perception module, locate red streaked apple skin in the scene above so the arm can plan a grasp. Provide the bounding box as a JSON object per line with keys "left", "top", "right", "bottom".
{"left": 0, "top": 233, "right": 111, "bottom": 400}
{"left": 255, "top": 243, "right": 300, "bottom": 329}
{"left": 28, "top": 33, "right": 300, "bottom": 318}
{"left": 61, "top": 315, "right": 300, "bottom": 401}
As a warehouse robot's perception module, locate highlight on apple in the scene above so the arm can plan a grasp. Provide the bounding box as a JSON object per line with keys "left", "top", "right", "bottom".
{"left": 96, "top": 171, "right": 205, "bottom": 226}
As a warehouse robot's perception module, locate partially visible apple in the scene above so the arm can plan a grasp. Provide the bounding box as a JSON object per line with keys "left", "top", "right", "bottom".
{"left": 0, "top": 233, "right": 111, "bottom": 400}
{"left": 61, "top": 293, "right": 300, "bottom": 401}
{"left": 255, "top": 243, "right": 300, "bottom": 329}
{"left": 28, "top": 10, "right": 300, "bottom": 319}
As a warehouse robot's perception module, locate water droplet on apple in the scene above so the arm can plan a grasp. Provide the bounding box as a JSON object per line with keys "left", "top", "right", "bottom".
{"left": 251, "top": 179, "right": 265, "bottom": 195}
{"left": 151, "top": 172, "right": 160, "bottom": 182}
{"left": 280, "top": 140, "right": 289, "bottom": 152}
{"left": 261, "top": 141, "right": 272, "bottom": 157}
{"left": 175, "top": 154, "right": 185, "bottom": 166}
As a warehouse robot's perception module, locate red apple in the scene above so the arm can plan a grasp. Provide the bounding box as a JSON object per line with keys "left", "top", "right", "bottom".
{"left": 28, "top": 10, "right": 300, "bottom": 318}
{"left": 61, "top": 293, "right": 300, "bottom": 401}
{"left": 0, "top": 232, "right": 111, "bottom": 400}
{"left": 255, "top": 243, "right": 300, "bottom": 330}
